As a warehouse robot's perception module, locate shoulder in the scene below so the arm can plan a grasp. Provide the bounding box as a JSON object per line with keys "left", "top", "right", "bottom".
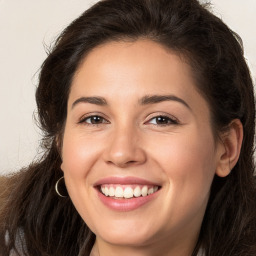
{"left": 197, "top": 248, "right": 205, "bottom": 256}
{"left": 5, "top": 229, "right": 27, "bottom": 256}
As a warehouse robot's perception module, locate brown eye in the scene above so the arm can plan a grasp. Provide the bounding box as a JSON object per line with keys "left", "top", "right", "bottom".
{"left": 80, "top": 115, "right": 108, "bottom": 125}
{"left": 148, "top": 115, "right": 178, "bottom": 126}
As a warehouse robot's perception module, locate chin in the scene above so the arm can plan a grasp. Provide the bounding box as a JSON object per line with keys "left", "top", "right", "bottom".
{"left": 98, "top": 230, "right": 156, "bottom": 247}
{"left": 90, "top": 217, "right": 162, "bottom": 247}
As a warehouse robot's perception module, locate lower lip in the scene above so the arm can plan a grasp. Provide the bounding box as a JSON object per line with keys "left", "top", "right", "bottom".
{"left": 96, "top": 189, "right": 159, "bottom": 212}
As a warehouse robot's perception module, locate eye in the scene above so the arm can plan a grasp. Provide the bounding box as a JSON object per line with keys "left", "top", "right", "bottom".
{"left": 147, "top": 115, "right": 178, "bottom": 126}
{"left": 79, "top": 115, "right": 109, "bottom": 125}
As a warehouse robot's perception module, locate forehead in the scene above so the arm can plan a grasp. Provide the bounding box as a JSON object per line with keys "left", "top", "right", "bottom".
{"left": 71, "top": 40, "right": 196, "bottom": 97}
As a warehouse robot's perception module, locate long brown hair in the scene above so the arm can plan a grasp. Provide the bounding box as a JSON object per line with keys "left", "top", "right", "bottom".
{"left": 1, "top": 0, "right": 255, "bottom": 255}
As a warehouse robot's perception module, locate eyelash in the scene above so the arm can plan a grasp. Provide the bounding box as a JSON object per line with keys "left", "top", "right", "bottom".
{"left": 78, "top": 114, "right": 179, "bottom": 126}
{"left": 78, "top": 115, "right": 109, "bottom": 126}
{"left": 146, "top": 115, "right": 179, "bottom": 126}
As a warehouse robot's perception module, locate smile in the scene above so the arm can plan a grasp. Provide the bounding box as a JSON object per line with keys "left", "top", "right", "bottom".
{"left": 100, "top": 184, "right": 159, "bottom": 199}
{"left": 94, "top": 176, "right": 161, "bottom": 211}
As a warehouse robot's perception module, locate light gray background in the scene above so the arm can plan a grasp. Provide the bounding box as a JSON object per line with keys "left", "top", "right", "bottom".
{"left": 0, "top": 0, "right": 255, "bottom": 174}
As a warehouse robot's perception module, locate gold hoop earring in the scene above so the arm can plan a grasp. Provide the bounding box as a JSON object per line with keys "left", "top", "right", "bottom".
{"left": 55, "top": 176, "right": 68, "bottom": 198}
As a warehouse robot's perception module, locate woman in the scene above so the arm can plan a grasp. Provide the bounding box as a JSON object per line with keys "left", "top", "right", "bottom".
{"left": 0, "top": 0, "right": 255, "bottom": 255}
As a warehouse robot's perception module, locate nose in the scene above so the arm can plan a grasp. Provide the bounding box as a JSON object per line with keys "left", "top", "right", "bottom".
{"left": 103, "top": 124, "right": 146, "bottom": 168}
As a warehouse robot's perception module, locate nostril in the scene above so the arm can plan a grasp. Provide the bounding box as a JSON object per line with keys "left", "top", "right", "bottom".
{"left": 106, "top": 159, "right": 137, "bottom": 168}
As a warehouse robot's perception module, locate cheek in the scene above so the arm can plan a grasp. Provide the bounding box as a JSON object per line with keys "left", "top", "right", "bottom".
{"left": 60, "top": 127, "right": 103, "bottom": 215}
{"left": 149, "top": 129, "right": 216, "bottom": 229}
{"left": 149, "top": 128, "right": 216, "bottom": 196}
{"left": 60, "top": 129, "right": 102, "bottom": 223}
{"left": 61, "top": 129, "right": 101, "bottom": 179}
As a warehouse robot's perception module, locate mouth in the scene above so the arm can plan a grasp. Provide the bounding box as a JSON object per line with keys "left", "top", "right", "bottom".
{"left": 98, "top": 184, "right": 160, "bottom": 199}
{"left": 94, "top": 176, "right": 161, "bottom": 211}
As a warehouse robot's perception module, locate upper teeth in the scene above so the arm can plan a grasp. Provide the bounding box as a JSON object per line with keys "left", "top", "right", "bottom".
{"left": 100, "top": 185, "right": 159, "bottom": 199}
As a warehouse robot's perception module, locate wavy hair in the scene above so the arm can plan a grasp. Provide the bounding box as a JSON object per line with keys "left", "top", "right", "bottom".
{"left": 0, "top": 0, "right": 255, "bottom": 255}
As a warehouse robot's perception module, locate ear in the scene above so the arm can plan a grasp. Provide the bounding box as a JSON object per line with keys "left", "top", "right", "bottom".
{"left": 215, "top": 119, "right": 243, "bottom": 177}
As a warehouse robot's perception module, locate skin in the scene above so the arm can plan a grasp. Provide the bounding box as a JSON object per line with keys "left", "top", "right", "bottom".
{"left": 61, "top": 39, "right": 242, "bottom": 256}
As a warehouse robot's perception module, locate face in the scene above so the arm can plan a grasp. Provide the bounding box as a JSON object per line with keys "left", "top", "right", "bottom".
{"left": 61, "top": 40, "right": 223, "bottom": 252}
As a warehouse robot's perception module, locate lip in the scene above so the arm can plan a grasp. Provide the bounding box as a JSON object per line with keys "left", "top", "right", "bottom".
{"left": 94, "top": 176, "right": 161, "bottom": 212}
{"left": 94, "top": 176, "right": 160, "bottom": 186}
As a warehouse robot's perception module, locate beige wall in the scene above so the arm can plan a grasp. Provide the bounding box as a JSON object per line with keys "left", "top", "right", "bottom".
{"left": 0, "top": 0, "right": 255, "bottom": 174}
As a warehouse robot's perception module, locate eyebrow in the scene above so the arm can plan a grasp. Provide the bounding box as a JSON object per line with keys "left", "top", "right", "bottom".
{"left": 71, "top": 94, "right": 191, "bottom": 110}
{"left": 72, "top": 96, "right": 107, "bottom": 109}
{"left": 139, "top": 95, "right": 191, "bottom": 109}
